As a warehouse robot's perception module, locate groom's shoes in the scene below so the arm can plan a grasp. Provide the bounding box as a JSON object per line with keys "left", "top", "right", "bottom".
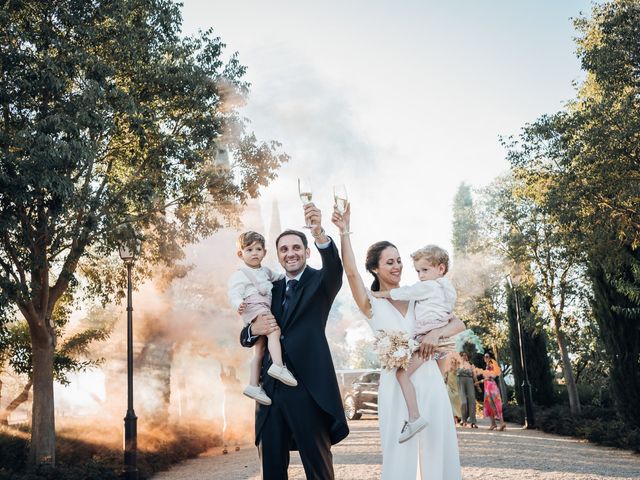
{"left": 398, "top": 416, "right": 428, "bottom": 443}
{"left": 267, "top": 364, "right": 298, "bottom": 387}
{"left": 243, "top": 385, "right": 272, "bottom": 405}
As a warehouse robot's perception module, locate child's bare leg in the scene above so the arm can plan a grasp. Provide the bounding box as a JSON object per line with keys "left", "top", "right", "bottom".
{"left": 266, "top": 327, "right": 284, "bottom": 366}
{"left": 249, "top": 337, "right": 266, "bottom": 386}
{"left": 396, "top": 352, "right": 427, "bottom": 421}
{"left": 396, "top": 368, "right": 420, "bottom": 421}
{"left": 405, "top": 351, "right": 427, "bottom": 377}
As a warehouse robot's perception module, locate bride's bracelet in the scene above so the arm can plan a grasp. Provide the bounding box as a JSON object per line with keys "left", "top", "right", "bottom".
{"left": 340, "top": 230, "right": 352, "bottom": 236}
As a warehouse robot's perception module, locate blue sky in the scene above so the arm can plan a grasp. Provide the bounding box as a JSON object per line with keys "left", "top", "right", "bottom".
{"left": 181, "top": 0, "right": 596, "bottom": 275}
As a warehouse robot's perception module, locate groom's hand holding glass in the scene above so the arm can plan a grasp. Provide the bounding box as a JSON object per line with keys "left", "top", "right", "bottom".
{"left": 304, "top": 202, "right": 330, "bottom": 243}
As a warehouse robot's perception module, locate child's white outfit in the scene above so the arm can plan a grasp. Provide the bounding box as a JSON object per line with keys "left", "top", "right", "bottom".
{"left": 390, "top": 276, "right": 457, "bottom": 443}
{"left": 228, "top": 266, "right": 283, "bottom": 324}
{"left": 227, "top": 265, "right": 297, "bottom": 405}
{"left": 390, "top": 277, "right": 457, "bottom": 340}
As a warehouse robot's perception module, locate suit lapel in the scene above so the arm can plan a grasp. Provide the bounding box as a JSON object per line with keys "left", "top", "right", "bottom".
{"left": 281, "top": 267, "right": 314, "bottom": 329}
{"left": 272, "top": 278, "right": 285, "bottom": 322}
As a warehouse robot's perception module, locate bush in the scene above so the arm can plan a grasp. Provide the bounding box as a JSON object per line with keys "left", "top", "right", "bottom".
{"left": 502, "top": 403, "right": 524, "bottom": 424}
{"left": 0, "top": 429, "right": 29, "bottom": 472}
{"left": 533, "top": 405, "right": 640, "bottom": 452}
{"left": 0, "top": 423, "right": 222, "bottom": 479}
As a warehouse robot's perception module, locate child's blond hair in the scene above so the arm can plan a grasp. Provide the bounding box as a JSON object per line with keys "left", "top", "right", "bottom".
{"left": 410, "top": 245, "right": 450, "bottom": 274}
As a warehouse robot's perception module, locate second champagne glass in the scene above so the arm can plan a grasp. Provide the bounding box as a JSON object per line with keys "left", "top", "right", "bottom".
{"left": 333, "top": 184, "right": 348, "bottom": 214}
{"left": 298, "top": 177, "right": 313, "bottom": 228}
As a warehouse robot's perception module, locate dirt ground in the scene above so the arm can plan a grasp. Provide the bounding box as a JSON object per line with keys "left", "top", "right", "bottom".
{"left": 152, "top": 418, "right": 640, "bottom": 480}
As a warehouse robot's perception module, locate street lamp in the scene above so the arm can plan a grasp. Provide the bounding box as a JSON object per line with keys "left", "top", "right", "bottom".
{"left": 119, "top": 239, "right": 139, "bottom": 480}
{"left": 506, "top": 274, "right": 536, "bottom": 429}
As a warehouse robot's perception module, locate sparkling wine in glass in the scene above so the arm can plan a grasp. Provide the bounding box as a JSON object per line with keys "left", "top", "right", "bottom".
{"left": 298, "top": 177, "right": 313, "bottom": 228}
{"left": 333, "top": 184, "right": 348, "bottom": 214}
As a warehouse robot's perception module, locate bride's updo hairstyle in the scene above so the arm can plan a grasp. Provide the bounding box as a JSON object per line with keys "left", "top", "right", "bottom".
{"left": 365, "top": 241, "right": 397, "bottom": 291}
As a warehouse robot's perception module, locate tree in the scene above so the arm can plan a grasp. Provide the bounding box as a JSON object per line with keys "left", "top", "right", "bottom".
{"left": 505, "top": 0, "right": 640, "bottom": 425}
{"left": 479, "top": 176, "right": 581, "bottom": 413}
{"left": 0, "top": 292, "right": 112, "bottom": 425}
{"left": 452, "top": 182, "right": 480, "bottom": 257}
{"left": 450, "top": 183, "right": 510, "bottom": 383}
{"left": 505, "top": 284, "right": 554, "bottom": 407}
{"left": 449, "top": 183, "right": 515, "bottom": 403}
{"left": 0, "top": 0, "right": 286, "bottom": 464}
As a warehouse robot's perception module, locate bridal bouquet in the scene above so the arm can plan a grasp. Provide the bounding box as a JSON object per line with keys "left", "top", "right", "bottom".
{"left": 373, "top": 330, "right": 420, "bottom": 370}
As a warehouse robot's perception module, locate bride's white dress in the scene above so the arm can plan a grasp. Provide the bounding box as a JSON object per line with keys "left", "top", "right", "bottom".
{"left": 367, "top": 293, "right": 461, "bottom": 480}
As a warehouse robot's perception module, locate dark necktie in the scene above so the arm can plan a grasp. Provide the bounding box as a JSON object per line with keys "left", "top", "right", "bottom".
{"left": 283, "top": 279, "right": 298, "bottom": 312}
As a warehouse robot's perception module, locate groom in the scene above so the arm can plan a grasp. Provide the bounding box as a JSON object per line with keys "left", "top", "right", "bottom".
{"left": 240, "top": 203, "right": 349, "bottom": 479}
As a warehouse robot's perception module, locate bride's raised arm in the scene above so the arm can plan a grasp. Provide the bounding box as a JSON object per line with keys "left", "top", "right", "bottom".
{"left": 331, "top": 203, "right": 372, "bottom": 318}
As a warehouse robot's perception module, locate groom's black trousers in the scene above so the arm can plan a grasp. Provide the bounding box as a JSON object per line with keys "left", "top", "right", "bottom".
{"left": 258, "top": 382, "right": 334, "bottom": 480}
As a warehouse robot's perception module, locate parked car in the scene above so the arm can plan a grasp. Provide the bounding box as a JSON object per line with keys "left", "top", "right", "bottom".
{"left": 342, "top": 370, "right": 380, "bottom": 420}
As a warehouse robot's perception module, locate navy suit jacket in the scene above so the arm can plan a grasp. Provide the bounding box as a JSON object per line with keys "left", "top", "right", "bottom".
{"left": 240, "top": 239, "right": 349, "bottom": 447}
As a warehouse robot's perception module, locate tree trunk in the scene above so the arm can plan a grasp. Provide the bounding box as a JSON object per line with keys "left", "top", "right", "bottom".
{"left": 554, "top": 319, "right": 581, "bottom": 415}
{"left": 30, "top": 336, "right": 56, "bottom": 465}
{"left": 0, "top": 379, "right": 33, "bottom": 425}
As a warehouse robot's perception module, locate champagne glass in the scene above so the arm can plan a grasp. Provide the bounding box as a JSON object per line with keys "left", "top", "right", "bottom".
{"left": 298, "top": 177, "right": 313, "bottom": 228}
{"left": 333, "top": 184, "right": 352, "bottom": 234}
{"left": 333, "top": 184, "right": 348, "bottom": 214}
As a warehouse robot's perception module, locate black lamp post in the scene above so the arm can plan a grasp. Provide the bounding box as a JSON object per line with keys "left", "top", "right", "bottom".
{"left": 119, "top": 241, "right": 139, "bottom": 480}
{"left": 506, "top": 274, "right": 536, "bottom": 429}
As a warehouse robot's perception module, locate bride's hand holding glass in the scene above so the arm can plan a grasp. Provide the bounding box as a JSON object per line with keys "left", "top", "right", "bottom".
{"left": 331, "top": 202, "right": 351, "bottom": 235}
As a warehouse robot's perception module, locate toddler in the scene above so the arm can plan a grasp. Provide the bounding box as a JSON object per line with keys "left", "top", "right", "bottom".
{"left": 227, "top": 231, "right": 297, "bottom": 405}
{"left": 373, "top": 245, "right": 456, "bottom": 443}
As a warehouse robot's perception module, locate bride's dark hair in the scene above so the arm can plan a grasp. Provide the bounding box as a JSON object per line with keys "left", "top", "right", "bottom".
{"left": 365, "top": 241, "right": 398, "bottom": 291}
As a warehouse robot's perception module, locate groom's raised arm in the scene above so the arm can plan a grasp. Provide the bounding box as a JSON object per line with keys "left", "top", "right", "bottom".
{"left": 306, "top": 203, "right": 343, "bottom": 298}
{"left": 316, "top": 237, "right": 343, "bottom": 299}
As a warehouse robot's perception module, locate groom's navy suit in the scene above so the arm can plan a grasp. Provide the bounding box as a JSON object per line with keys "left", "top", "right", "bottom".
{"left": 240, "top": 239, "right": 349, "bottom": 479}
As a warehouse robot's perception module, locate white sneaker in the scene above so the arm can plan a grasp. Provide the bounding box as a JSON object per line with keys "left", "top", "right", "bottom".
{"left": 267, "top": 364, "right": 298, "bottom": 387}
{"left": 398, "top": 417, "right": 428, "bottom": 443}
{"left": 243, "top": 385, "right": 272, "bottom": 405}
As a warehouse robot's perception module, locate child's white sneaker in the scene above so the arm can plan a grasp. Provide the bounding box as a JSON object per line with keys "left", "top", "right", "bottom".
{"left": 267, "top": 364, "right": 298, "bottom": 387}
{"left": 398, "top": 416, "right": 428, "bottom": 443}
{"left": 243, "top": 385, "right": 272, "bottom": 405}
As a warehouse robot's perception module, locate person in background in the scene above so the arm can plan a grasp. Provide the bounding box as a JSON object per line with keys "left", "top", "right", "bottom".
{"left": 443, "top": 354, "right": 462, "bottom": 424}
{"left": 476, "top": 352, "right": 506, "bottom": 431}
{"left": 457, "top": 352, "right": 481, "bottom": 428}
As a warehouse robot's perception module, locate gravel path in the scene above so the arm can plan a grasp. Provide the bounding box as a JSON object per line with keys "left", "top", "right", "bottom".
{"left": 152, "top": 418, "right": 640, "bottom": 479}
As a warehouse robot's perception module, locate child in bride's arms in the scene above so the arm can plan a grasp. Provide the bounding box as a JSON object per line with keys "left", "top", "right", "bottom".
{"left": 372, "top": 244, "right": 456, "bottom": 443}
{"left": 227, "top": 231, "right": 297, "bottom": 406}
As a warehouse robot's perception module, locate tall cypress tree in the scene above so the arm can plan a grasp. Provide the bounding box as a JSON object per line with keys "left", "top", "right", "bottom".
{"left": 452, "top": 182, "right": 479, "bottom": 257}
{"left": 506, "top": 284, "right": 555, "bottom": 407}
{"left": 589, "top": 251, "right": 640, "bottom": 428}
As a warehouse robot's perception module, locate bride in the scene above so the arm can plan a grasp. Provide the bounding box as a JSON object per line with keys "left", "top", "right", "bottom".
{"left": 332, "top": 204, "right": 463, "bottom": 479}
